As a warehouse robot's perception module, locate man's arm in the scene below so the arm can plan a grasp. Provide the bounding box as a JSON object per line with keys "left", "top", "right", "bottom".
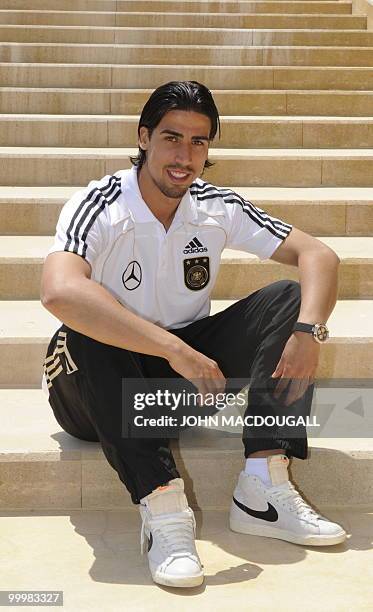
{"left": 269, "top": 226, "right": 341, "bottom": 324}
{"left": 40, "top": 251, "right": 225, "bottom": 396}
{"left": 269, "top": 226, "right": 340, "bottom": 405}
{"left": 41, "top": 251, "right": 184, "bottom": 358}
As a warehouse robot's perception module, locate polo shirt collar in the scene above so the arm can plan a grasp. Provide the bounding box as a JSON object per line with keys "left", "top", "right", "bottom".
{"left": 121, "top": 166, "right": 157, "bottom": 223}
{"left": 120, "top": 166, "right": 199, "bottom": 227}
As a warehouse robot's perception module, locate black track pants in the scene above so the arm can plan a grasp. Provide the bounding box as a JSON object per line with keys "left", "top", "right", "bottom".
{"left": 43, "top": 279, "right": 313, "bottom": 504}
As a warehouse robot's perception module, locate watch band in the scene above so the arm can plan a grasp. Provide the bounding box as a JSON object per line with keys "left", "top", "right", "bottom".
{"left": 293, "top": 322, "right": 315, "bottom": 333}
{"left": 292, "top": 322, "right": 329, "bottom": 343}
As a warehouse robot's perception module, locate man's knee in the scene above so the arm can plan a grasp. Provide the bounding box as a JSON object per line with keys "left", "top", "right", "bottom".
{"left": 280, "top": 280, "right": 302, "bottom": 319}
{"left": 273, "top": 279, "right": 301, "bottom": 300}
{"left": 264, "top": 280, "right": 302, "bottom": 330}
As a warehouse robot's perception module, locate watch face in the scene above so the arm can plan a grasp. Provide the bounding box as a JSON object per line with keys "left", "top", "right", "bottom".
{"left": 314, "top": 324, "right": 329, "bottom": 342}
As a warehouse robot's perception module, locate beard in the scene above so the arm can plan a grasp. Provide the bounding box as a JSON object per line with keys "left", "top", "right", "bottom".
{"left": 155, "top": 180, "right": 189, "bottom": 199}
{"left": 147, "top": 165, "right": 193, "bottom": 199}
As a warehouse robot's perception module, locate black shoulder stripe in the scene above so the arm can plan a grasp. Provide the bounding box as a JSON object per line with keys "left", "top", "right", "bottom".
{"left": 190, "top": 184, "right": 214, "bottom": 194}
{"left": 65, "top": 175, "right": 118, "bottom": 251}
{"left": 64, "top": 175, "right": 121, "bottom": 257}
{"left": 192, "top": 192, "right": 230, "bottom": 202}
{"left": 190, "top": 182, "right": 229, "bottom": 197}
{"left": 79, "top": 181, "right": 122, "bottom": 250}
{"left": 190, "top": 185, "right": 291, "bottom": 238}
{"left": 223, "top": 192, "right": 292, "bottom": 239}
{"left": 65, "top": 175, "right": 118, "bottom": 250}
{"left": 80, "top": 181, "right": 122, "bottom": 259}
{"left": 190, "top": 178, "right": 208, "bottom": 189}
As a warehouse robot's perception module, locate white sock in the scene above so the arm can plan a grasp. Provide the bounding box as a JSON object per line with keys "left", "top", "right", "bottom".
{"left": 245, "top": 454, "right": 289, "bottom": 486}
{"left": 140, "top": 479, "right": 188, "bottom": 515}
{"left": 244, "top": 457, "right": 272, "bottom": 486}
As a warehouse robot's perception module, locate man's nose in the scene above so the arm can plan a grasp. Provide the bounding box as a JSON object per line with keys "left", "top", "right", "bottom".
{"left": 175, "top": 142, "right": 193, "bottom": 165}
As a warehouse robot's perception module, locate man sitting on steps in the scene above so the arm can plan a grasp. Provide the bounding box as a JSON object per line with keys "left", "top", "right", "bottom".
{"left": 40, "top": 80, "right": 347, "bottom": 589}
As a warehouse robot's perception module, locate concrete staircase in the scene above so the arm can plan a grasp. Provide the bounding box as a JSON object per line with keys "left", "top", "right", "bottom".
{"left": 1, "top": 1, "right": 373, "bottom": 606}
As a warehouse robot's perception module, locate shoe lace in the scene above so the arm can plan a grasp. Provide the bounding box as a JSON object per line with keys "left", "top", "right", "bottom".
{"left": 141, "top": 509, "right": 197, "bottom": 559}
{"left": 270, "top": 482, "right": 322, "bottom": 521}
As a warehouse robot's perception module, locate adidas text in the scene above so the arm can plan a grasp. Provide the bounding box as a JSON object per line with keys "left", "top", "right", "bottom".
{"left": 183, "top": 247, "right": 208, "bottom": 254}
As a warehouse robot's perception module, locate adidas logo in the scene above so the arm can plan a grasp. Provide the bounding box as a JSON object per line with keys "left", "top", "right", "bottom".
{"left": 183, "top": 237, "right": 208, "bottom": 254}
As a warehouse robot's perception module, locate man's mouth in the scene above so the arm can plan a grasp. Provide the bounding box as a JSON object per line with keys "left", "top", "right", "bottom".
{"left": 166, "top": 168, "right": 191, "bottom": 182}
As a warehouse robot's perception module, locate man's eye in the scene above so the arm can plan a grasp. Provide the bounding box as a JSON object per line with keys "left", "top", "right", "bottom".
{"left": 166, "top": 136, "right": 177, "bottom": 142}
{"left": 193, "top": 140, "right": 205, "bottom": 146}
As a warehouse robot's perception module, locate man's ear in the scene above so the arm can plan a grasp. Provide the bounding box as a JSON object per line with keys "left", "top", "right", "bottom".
{"left": 138, "top": 126, "right": 150, "bottom": 150}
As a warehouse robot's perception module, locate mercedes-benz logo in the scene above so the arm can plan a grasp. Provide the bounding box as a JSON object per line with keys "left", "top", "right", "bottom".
{"left": 122, "top": 261, "right": 142, "bottom": 291}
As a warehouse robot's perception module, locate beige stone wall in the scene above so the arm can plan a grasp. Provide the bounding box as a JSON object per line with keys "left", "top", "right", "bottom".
{"left": 352, "top": 0, "right": 373, "bottom": 29}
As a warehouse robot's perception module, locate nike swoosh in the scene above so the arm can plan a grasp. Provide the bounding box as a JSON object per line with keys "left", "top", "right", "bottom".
{"left": 148, "top": 532, "right": 153, "bottom": 552}
{"left": 233, "top": 496, "right": 279, "bottom": 522}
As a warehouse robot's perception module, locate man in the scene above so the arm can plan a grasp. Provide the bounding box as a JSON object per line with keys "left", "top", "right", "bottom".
{"left": 41, "top": 81, "right": 346, "bottom": 589}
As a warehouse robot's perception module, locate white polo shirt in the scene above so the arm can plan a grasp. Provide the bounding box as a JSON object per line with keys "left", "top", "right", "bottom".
{"left": 46, "top": 166, "right": 293, "bottom": 329}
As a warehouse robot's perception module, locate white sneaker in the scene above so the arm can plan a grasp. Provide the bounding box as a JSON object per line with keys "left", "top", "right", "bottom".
{"left": 140, "top": 478, "right": 204, "bottom": 587}
{"left": 230, "top": 454, "right": 347, "bottom": 546}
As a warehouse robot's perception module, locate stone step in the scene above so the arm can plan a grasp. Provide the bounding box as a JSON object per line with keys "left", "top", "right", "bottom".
{"left": 1, "top": 508, "right": 371, "bottom": 608}
{"left": 0, "top": 236, "right": 372, "bottom": 301}
{"left": 1, "top": 294, "right": 373, "bottom": 385}
{"left": 1, "top": 186, "right": 372, "bottom": 236}
{"left": 3, "top": 114, "right": 373, "bottom": 148}
{"left": 2, "top": 64, "right": 373, "bottom": 90}
{"left": 1, "top": 147, "right": 373, "bottom": 186}
{"left": 1, "top": 388, "right": 373, "bottom": 513}
{"left": 2, "top": 43, "right": 373, "bottom": 67}
{"left": 216, "top": 240, "right": 373, "bottom": 298}
{"left": 0, "top": 11, "right": 365, "bottom": 30}
{"left": 0, "top": 6, "right": 372, "bottom": 593}
{"left": 0, "top": 0, "right": 354, "bottom": 14}
{"left": 2, "top": 87, "right": 373, "bottom": 116}
{"left": 3, "top": 25, "right": 373, "bottom": 47}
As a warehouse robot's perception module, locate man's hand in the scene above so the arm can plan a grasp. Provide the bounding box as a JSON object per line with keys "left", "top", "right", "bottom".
{"left": 167, "top": 345, "right": 226, "bottom": 405}
{"left": 271, "top": 332, "right": 320, "bottom": 407}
